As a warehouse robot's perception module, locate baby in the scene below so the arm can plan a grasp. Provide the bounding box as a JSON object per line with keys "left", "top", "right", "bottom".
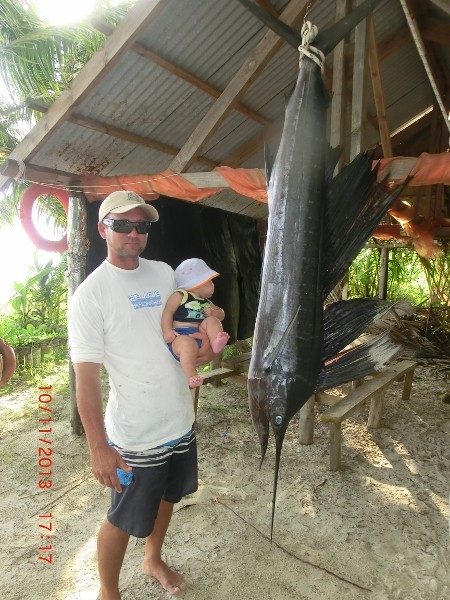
{"left": 162, "top": 258, "right": 230, "bottom": 388}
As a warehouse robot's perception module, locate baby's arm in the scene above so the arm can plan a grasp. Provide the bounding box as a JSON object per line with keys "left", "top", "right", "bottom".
{"left": 162, "top": 292, "right": 183, "bottom": 343}
{"left": 203, "top": 302, "right": 225, "bottom": 321}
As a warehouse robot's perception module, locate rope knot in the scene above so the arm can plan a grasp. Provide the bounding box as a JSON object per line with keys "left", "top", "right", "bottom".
{"left": 298, "top": 20, "right": 325, "bottom": 72}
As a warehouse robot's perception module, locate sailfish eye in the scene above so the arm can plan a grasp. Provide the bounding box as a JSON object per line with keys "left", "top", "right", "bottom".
{"left": 275, "top": 415, "right": 282, "bottom": 425}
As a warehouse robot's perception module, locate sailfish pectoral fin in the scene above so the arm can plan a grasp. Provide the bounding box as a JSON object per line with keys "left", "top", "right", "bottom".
{"left": 248, "top": 377, "right": 270, "bottom": 468}
{"left": 262, "top": 303, "right": 302, "bottom": 370}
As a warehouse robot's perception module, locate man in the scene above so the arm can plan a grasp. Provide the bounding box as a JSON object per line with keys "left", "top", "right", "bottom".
{"left": 68, "top": 190, "right": 218, "bottom": 599}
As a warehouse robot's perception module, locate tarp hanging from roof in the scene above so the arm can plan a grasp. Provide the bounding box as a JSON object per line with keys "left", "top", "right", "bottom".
{"left": 80, "top": 153, "right": 450, "bottom": 206}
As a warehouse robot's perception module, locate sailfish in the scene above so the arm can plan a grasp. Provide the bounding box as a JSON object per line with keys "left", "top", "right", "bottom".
{"left": 237, "top": 0, "right": 412, "bottom": 538}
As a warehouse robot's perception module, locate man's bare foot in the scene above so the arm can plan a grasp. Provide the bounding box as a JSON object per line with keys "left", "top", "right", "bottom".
{"left": 211, "top": 331, "right": 230, "bottom": 354}
{"left": 142, "top": 558, "right": 187, "bottom": 596}
{"left": 188, "top": 374, "right": 203, "bottom": 388}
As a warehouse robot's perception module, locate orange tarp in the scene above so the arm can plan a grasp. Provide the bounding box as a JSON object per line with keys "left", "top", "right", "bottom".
{"left": 377, "top": 152, "right": 450, "bottom": 185}
{"left": 80, "top": 153, "right": 450, "bottom": 204}
{"left": 82, "top": 169, "right": 220, "bottom": 202}
{"left": 214, "top": 166, "right": 268, "bottom": 202}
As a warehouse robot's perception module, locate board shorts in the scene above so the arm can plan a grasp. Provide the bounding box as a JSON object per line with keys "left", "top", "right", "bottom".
{"left": 107, "top": 429, "right": 198, "bottom": 538}
{"left": 167, "top": 326, "right": 202, "bottom": 361}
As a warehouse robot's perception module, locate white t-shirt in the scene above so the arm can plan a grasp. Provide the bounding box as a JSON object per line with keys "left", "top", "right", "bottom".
{"left": 68, "top": 258, "right": 194, "bottom": 451}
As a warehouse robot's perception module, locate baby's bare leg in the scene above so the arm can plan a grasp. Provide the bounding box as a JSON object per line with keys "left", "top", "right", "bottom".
{"left": 171, "top": 336, "right": 203, "bottom": 388}
{"left": 200, "top": 317, "right": 230, "bottom": 354}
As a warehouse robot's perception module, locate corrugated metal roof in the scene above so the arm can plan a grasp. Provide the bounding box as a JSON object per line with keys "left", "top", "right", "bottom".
{"left": 1, "top": 0, "right": 449, "bottom": 219}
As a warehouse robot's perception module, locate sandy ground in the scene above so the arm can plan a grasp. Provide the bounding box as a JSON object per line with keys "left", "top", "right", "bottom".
{"left": 0, "top": 357, "right": 449, "bottom": 600}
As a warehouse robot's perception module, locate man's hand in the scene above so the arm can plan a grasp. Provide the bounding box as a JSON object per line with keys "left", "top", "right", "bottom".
{"left": 90, "top": 444, "right": 132, "bottom": 493}
{"left": 189, "top": 330, "right": 216, "bottom": 365}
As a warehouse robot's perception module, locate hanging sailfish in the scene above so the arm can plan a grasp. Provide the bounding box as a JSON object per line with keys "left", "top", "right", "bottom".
{"left": 238, "top": 0, "right": 412, "bottom": 538}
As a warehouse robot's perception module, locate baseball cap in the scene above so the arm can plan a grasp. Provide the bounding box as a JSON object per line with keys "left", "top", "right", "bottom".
{"left": 99, "top": 190, "right": 159, "bottom": 222}
{"left": 175, "top": 258, "right": 219, "bottom": 291}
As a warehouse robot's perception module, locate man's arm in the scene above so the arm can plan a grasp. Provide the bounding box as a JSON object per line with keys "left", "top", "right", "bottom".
{"left": 161, "top": 292, "right": 182, "bottom": 342}
{"left": 74, "top": 362, "right": 130, "bottom": 492}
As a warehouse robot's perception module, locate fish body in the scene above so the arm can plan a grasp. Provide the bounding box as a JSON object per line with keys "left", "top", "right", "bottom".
{"left": 248, "top": 53, "right": 328, "bottom": 456}
{"left": 241, "top": 0, "right": 409, "bottom": 538}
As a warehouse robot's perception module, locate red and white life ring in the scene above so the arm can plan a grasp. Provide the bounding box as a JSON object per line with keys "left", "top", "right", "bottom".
{"left": 19, "top": 184, "right": 69, "bottom": 252}
{"left": 0, "top": 339, "right": 16, "bottom": 387}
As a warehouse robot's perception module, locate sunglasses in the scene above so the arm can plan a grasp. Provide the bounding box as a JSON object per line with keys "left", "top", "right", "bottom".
{"left": 102, "top": 218, "right": 152, "bottom": 234}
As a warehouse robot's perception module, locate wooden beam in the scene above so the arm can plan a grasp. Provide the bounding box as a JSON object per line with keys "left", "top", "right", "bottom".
{"left": 92, "top": 17, "right": 270, "bottom": 127}
{"left": 0, "top": 0, "right": 170, "bottom": 191}
{"left": 3, "top": 156, "right": 448, "bottom": 205}
{"left": 429, "top": 0, "right": 450, "bottom": 17}
{"left": 350, "top": 0, "right": 369, "bottom": 159}
{"left": 330, "top": 0, "right": 349, "bottom": 169}
{"left": 368, "top": 15, "right": 392, "bottom": 157}
{"left": 1, "top": 159, "right": 80, "bottom": 187}
{"left": 168, "top": 0, "right": 309, "bottom": 173}
{"left": 400, "top": 0, "right": 450, "bottom": 135}
{"left": 25, "top": 98, "right": 217, "bottom": 169}
{"left": 72, "top": 115, "right": 218, "bottom": 169}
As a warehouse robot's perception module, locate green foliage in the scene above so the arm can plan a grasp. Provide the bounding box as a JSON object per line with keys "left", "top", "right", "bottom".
{"left": 348, "top": 246, "right": 432, "bottom": 305}
{"left": 0, "top": 253, "right": 67, "bottom": 346}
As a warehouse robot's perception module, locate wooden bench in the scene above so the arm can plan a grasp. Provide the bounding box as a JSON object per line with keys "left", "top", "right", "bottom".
{"left": 221, "top": 352, "right": 252, "bottom": 375}
{"left": 192, "top": 352, "right": 252, "bottom": 416}
{"left": 192, "top": 367, "right": 237, "bottom": 415}
{"left": 300, "top": 360, "right": 417, "bottom": 471}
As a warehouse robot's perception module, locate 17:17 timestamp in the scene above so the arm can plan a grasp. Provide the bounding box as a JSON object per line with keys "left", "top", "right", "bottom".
{"left": 38, "top": 513, "right": 53, "bottom": 563}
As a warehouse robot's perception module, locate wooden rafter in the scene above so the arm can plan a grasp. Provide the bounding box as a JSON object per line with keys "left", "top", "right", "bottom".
{"left": 330, "top": 0, "right": 349, "bottom": 169}
{"left": 25, "top": 99, "right": 217, "bottom": 169}
{"left": 400, "top": 0, "right": 450, "bottom": 134}
{"left": 429, "top": 0, "right": 450, "bottom": 17}
{"left": 367, "top": 15, "right": 392, "bottom": 157}
{"left": 0, "top": 0, "right": 171, "bottom": 188}
{"left": 168, "top": 0, "right": 310, "bottom": 173}
{"left": 91, "top": 18, "right": 270, "bottom": 127}
{"left": 350, "top": 1, "right": 369, "bottom": 159}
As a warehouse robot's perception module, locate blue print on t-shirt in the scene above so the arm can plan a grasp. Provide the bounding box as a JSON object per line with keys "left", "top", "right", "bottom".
{"left": 128, "top": 291, "right": 162, "bottom": 309}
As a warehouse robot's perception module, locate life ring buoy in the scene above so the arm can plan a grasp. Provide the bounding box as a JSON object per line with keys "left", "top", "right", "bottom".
{"left": 0, "top": 339, "right": 16, "bottom": 387}
{"left": 19, "top": 184, "right": 69, "bottom": 252}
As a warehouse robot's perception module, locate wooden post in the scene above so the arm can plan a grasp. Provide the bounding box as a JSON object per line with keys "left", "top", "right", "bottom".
{"left": 67, "top": 194, "right": 89, "bottom": 436}
{"left": 378, "top": 246, "right": 389, "bottom": 299}
{"left": 298, "top": 395, "right": 315, "bottom": 445}
{"left": 350, "top": 0, "right": 369, "bottom": 160}
{"left": 329, "top": 423, "right": 342, "bottom": 472}
{"left": 402, "top": 370, "right": 414, "bottom": 400}
{"left": 367, "top": 391, "right": 384, "bottom": 427}
{"left": 330, "top": 0, "right": 349, "bottom": 171}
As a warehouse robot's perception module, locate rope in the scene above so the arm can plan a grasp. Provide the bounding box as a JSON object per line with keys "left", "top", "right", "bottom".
{"left": 14, "top": 159, "right": 26, "bottom": 180}
{"left": 298, "top": 20, "right": 325, "bottom": 72}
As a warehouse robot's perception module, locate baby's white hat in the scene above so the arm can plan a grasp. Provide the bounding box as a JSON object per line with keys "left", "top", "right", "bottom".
{"left": 175, "top": 258, "right": 219, "bottom": 291}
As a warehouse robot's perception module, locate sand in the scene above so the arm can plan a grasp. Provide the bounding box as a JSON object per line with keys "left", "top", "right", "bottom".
{"left": 0, "top": 358, "right": 449, "bottom": 600}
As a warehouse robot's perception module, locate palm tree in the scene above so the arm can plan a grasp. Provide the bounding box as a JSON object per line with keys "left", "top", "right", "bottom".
{"left": 0, "top": 0, "right": 134, "bottom": 225}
